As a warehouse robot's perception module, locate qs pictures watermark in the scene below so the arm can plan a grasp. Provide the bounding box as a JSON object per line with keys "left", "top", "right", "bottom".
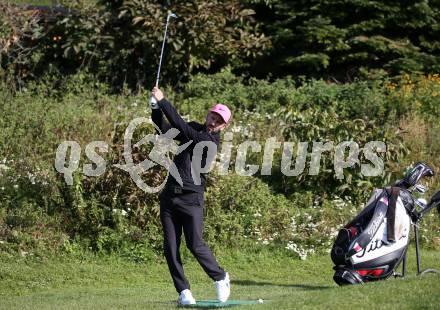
{"left": 55, "top": 118, "right": 386, "bottom": 193}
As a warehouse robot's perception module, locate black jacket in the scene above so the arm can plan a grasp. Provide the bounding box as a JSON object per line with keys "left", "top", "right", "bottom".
{"left": 152, "top": 99, "right": 220, "bottom": 194}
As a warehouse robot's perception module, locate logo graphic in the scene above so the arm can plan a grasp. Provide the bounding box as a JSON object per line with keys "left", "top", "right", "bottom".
{"left": 114, "top": 117, "right": 192, "bottom": 193}
{"left": 54, "top": 119, "right": 388, "bottom": 192}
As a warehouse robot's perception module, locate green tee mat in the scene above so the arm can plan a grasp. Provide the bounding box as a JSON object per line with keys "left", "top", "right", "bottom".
{"left": 180, "top": 300, "right": 264, "bottom": 308}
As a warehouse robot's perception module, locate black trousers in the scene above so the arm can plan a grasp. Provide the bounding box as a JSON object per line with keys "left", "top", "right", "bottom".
{"left": 159, "top": 191, "right": 226, "bottom": 293}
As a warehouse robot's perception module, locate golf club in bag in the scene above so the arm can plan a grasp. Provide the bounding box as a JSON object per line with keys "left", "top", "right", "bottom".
{"left": 331, "top": 162, "right": 440, "bottom": 285}
{"left": 150, "top": 12, "right": 177, "bottom": 106}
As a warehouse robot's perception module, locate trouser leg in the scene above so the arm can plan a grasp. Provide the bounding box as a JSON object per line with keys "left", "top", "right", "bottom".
{"left": 160, "top": 200, "right": 189, "bottom": 293}
{"left": 181, "top": 205, "right": 226, "bottom": 281}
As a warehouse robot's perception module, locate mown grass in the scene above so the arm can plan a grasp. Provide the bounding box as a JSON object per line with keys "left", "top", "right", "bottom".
{"left": 1, "top": 247, "right": 439, "bottom": 309}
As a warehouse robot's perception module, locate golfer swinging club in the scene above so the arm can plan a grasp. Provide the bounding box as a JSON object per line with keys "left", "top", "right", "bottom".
{"left": 150, "top": 86, "right": 232, "bottom": 305}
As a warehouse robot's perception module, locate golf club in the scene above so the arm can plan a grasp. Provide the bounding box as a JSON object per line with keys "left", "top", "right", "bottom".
{"left": 150, "top": 12, "right": 177, "bottom": 105}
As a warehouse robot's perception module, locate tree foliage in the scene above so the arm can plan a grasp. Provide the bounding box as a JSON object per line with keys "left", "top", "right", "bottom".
{"left": 245, "top": 0, "right": 440, "bottom": 79}
{"left": 0, "top": 0, "right": 270, "bottom": 91}
{"left": 1, "top": 0, "right": 440, "bottom": 88}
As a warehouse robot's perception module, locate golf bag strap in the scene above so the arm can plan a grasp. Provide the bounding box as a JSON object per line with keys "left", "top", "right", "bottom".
{"left": 386, "top": 186, "right": 400, "bottom": 242}
{"left": 346, "top": 196, "right": 388, "bottom": 257}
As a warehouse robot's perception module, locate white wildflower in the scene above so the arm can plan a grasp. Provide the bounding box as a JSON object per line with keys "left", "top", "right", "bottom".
{"left": 0, "top": 164, "right": 9, "bottom": 171}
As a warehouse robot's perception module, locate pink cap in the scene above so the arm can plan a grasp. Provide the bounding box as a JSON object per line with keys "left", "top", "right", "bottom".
{"left": 210, "top": 104, "right": 232, "bottom": 124}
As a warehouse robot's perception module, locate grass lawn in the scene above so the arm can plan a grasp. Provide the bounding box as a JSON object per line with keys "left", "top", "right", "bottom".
{"left": 0, "top": 248, "right": 439, "bottom": 309}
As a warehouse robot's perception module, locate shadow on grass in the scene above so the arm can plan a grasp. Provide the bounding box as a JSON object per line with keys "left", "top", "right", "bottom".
{"left": 146, "top": 300, "right": 260, "bottom": 309}
{"left": 232, "top": 279, "right": 331, "bottom": 290}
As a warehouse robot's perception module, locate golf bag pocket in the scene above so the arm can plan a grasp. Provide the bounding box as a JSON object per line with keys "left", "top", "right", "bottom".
{"left": 331, "top": 228, "right": 354, "bottom": 265}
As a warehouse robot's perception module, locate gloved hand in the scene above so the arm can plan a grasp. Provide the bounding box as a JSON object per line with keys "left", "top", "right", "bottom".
{"left": 149, "top": 96, "right": 159, "bottom": 109}
{"left": 150, "top": 86, "right": 164, "bottom": 109}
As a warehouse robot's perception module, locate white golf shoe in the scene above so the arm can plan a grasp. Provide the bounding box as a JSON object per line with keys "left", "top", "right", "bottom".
{"left": 215, "top": 272, "right": 230, "bottom": 303}
{"left": 177, "top": 289, "right": 196, "bottom": 306}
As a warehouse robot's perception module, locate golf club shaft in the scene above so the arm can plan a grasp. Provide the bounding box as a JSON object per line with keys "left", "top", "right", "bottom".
{"left": 150, "top": 13, "right": 176, "bottom": 105}
{"left": 155, "top": 15, "right": 172, "bottom": 88}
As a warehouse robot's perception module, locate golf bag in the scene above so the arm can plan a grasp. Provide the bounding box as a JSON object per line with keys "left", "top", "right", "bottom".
{"left": 331, "top": 162, "right": 440, "bottom": 285}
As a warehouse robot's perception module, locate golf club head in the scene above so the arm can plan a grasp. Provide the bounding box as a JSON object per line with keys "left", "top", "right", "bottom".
{"left": 415, "top": 198, "right": 428, "bottom": 209}
{"left": 168, "top": 12, "right": 177, "bottom": 19}
{"left": 414, "top": 184, "right": 428, "bottom": 194}
{"left": 395, "top": 162, "right": 435, "bottom": 189}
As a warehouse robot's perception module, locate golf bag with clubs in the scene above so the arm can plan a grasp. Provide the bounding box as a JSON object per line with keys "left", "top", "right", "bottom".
{"left": 331, "top": 162, "right": 440, "bottom": 285}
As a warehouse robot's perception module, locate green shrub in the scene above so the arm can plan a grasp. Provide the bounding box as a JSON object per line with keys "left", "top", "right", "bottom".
{"left": 0, "top": 72, "right": 439, "bottom": 258}
{"left": 205, "top": 174, "right": 296, "bottom": 248}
